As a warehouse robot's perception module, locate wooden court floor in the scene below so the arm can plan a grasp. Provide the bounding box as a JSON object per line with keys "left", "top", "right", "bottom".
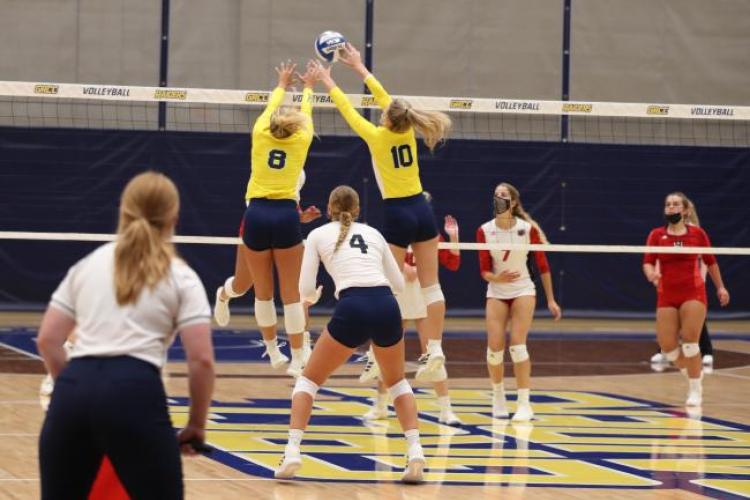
{"left": 1, "top": 312, "right": 749, "bottom": 499}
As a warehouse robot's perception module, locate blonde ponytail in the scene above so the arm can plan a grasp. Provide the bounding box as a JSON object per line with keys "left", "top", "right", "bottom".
{"left": 334, "top": 212, "right": 353, "bottom": 253}
{"left": 684, "top": 196, "right": 701, "bottom": 227}
{"left": 268, "top": 107, "right": 309, "bottom": 139}
{"left": 385, "top": 99, "right": 451, "bottom": 151}
{"left": 499, "top": 182, "right": 549, "bottom": 243}
{"left": 114, "top": 172, "right": 179, "bottom": 305}
{"left": 328, "top": 185, "right": 361, "bottom": 252}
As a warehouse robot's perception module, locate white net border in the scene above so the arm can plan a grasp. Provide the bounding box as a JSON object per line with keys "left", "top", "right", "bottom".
{"left": 1, "top": 80, "right": 748, "bottom": 120}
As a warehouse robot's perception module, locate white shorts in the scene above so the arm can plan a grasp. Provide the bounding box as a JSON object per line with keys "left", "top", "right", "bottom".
{"left": 486, "top": 279, "right": 537, "bottom": 300}
{"left": 396, "top": 279, "right": 427, "bottom": 321}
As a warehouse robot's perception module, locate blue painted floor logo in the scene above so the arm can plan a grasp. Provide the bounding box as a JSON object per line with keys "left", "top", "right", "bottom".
{"left": 168, "top": 388, "right": 750, "bottom": 498}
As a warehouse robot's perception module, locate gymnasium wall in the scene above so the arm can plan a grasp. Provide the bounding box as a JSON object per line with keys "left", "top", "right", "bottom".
{"left": 0, "top": 0, "right": 748, "bottom": 103}
{"left": 1, "top": 127, "right": 748, "bottom": 316}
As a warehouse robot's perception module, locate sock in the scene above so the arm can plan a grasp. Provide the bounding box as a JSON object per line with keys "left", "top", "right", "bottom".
{"left": 263, "top": 338, "right": 278, "bottom": 352}
{"left": 427, "top": 339, "right": 442, "bottom": 354}
{"left": 689, "top": 378, "right": 702, "bottom": 392}
{"left": 223, "top": 277, "right": 244, "bottom": 298}
{"left": 291, "top": 347, "right": 304, "bottom": 362}
{"left": 437, "top": 395, "right": 451, "bottom": 408}
{"left": 375, "top": 391, "right": 388, "bottom": 409}
{"left": 492, "top": 382, "right": 506, "bottom": 398}
{"left": 287, "top": 428, "right": 304, "bottom": 451}
{"left": 405, "top": 428, "right": 420, "bottom": 449}
{"left": 517, "top": 388, "right": 530, "bottom": 405}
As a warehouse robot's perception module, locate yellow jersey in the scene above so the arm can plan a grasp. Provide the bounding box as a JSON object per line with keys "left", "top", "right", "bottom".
{"left": 245, "top": 87, "right": 313, "bottom": 200}
{"left": 329, "top": 76, "right": 422, "bottom": 199}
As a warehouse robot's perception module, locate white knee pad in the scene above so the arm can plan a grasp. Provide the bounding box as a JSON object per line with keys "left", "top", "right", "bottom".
{"left": 486, "top": 348, "right": 504, "bottom": 366}
{"left": 292, "top": 376, "right": 319, "bottom": 398}
{"left": 283, "top": 302, "right": 306, "bottom": 334}
{"left": 420, "top": 284, "right": 445, "bottom": 306}
{"left": 223, "top": 276, "right": 244, "bottom": 298}
{"left": 682, "top": 343, "right": 700, "bottom": 359}
{"left": 254, "top": 299, "right": 277, "bottom": 327}
{"left": 388, "top": 379, "right": 413, "bottom": 401}
{"left": 509, "top": 344, "right": 529, "bottom": 363}
{"left": 664, "top": 347, "right": 680, "bottom": 362}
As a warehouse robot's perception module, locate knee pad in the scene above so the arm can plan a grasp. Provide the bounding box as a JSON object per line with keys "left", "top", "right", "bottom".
{"left": 388, "top": 379, "right": 413, "bottom": 401}
{"left": 292, "top": 376, "right": 319, "bottom": 398}
{"left": 486, "top": 348, "right": 504, "bottom": 366}
{"left": 283, "top": 302, "right": 306, "bottom": 334}
{"left": 509, "top": 344, "right": 529, "bottom": 363}
{"left": 420, "top": 284, "right": 445, "bottom": 306}
{"left": 254, "top": 299, "right": 277, "bottom": 327}
{"left": 682, "top": 342, "right": 700, "bottom": 359}
{"left": 223, "top": 276, "right": 244, "bottom": 298}
{"left": 664, "top": 347, "right": 681, "bottom": 362}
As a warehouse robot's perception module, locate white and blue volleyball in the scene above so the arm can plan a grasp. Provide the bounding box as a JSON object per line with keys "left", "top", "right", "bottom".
{"left": 315, "top": 31, "right": 347, "bottom": 63}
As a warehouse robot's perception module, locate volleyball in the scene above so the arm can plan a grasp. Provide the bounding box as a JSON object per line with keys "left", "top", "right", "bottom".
{"left": 314, "top": 31, "right": 347, "bottom": 63}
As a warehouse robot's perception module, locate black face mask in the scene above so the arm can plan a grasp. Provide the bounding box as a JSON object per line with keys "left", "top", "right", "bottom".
{"left": 665, "top": 213, "right": 682, "bottom": 225}
{"left": 494, "top": 196, "right": 510, "bottom": 215}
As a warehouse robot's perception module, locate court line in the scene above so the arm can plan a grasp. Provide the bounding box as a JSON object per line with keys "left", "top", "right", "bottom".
{"left": 712, "top": 371, "right": 750, "bottom": 381}
{"left": 0, "top": 341, "right": 41, "bottom": 360}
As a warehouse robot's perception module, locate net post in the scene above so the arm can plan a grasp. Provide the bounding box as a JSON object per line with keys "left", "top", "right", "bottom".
{"left": 561, "top": 0, "right": 572, "bottom": 142}
{"left": 158, "top": 0, "right": 171, "bottom": 131}
{"left": 363, "top": 0, "right": 375, "bottom": 122}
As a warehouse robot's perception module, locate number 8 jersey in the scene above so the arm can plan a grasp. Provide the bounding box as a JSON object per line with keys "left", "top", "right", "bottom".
{"left": 245, "top": 87, "right": 314, "bottom": 201}
{"left": 300, "top": 221, "right": 405, "bottom": 301}
{"left": 476, "top": 217, "right": 550, "bottom": 299}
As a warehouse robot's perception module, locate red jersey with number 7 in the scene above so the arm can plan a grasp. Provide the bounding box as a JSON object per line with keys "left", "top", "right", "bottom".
{"left": 477, "top": 218, "right": 550, "bottom": 299}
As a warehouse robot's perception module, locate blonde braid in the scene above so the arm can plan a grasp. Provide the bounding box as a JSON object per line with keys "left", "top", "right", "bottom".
{"left": 334, "top": 212, "right": 353, "bottom": 252}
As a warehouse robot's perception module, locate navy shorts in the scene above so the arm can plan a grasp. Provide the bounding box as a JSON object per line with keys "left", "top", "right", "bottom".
{"left": 327, "top": 287, "right": 403, "bottom": 348}
{"left": 383, "top": 193, "right": 438, "bottom": 248}
{"left": 242, "top": 198, "right": 302, "bottom": 251}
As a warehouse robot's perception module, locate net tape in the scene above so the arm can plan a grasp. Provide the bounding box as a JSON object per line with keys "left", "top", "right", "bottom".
{"left": 1, "top": 81, "right": 748, "bottom": 120}
{"left": 1, "top": 231, "right": 748, "bottom": 256}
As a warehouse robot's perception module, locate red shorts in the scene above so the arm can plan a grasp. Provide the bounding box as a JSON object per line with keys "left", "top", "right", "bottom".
{"left": 238, "top": 217, "right": 245, "bottom": 238}
{"left": 489, "top": 297, "right": 516, "bottom": 308}
{"left": 657, "top": 287, "right": 707, "bottom": 309}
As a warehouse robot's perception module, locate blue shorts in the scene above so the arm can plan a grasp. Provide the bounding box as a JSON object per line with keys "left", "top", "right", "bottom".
{"left": 327, "top": 287, "right": 403, "bottom": 348}
{"left": 242, "top": 198, "right": 302, "bottom": 251}
{"left": 383, "top": 193, "right": 438, "bottom": 248}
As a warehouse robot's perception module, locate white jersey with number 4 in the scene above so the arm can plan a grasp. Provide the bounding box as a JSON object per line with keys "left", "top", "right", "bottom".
{"left": 300, "top": 221, "right": 405, "bottom": 301}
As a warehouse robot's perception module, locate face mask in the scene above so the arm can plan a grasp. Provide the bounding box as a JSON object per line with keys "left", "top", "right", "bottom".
{"left": 665, "top": 213, "right": 682, "bottom": 225}
{"left": 494, "top": 196, "right": 510, "bottom": 215}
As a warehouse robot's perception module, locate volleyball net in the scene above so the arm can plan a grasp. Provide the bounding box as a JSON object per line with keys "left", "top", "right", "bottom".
{"left": 1, "top": 80, "right": 749, "bottom": 146}
{"left": 0, "top": 79, "right": 748, "bottom": 315}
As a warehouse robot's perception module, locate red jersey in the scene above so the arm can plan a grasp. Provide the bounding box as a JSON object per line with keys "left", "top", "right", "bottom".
{"left": 405, "top": 235, "right": 460, "bottom": 271}
{"left": 643, "top": 225, "right": 716, "bottom": 293}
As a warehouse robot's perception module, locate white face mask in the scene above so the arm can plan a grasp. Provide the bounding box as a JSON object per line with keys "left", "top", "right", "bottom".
{"left": 494, "top": 195, "right": 511, "bottom": 215}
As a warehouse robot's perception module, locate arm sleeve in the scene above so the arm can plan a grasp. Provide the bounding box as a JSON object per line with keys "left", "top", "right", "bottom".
{"left": 299, "top": 232, "right": 322, "bottom": 302}
{"left": 49, "top": 265, "right": 78, "bottom": 319}
{"left": 175, "top": 265, "right": 211, "bottom": 329}
{"left": 476, "top": 227, "right": 493, "bottom": 274}
{"left": 300, "top": 87, "right": 313, "bottom": 117}
{"left": 529, "top": 226, "right": 550, "bottom": 274}
{"left": 698, "top": 228, "right": 717, "bottom": 266}
{"left": 254, "top": 87, "right": 286, "bottom": 132}
{"left": 329, "top": 87, "right": 377, "bottom": 140}
{"left": 439, "top": 249, "right": 460, "bottom": 271}
{"left": 382, "top": 238, "right": 405, "bottom": 295}
{"left": 364, "top": 74, "right": 393, "bottom": 110}
{"left": 643, "top": 229, "right": 659, "bottom": 265}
